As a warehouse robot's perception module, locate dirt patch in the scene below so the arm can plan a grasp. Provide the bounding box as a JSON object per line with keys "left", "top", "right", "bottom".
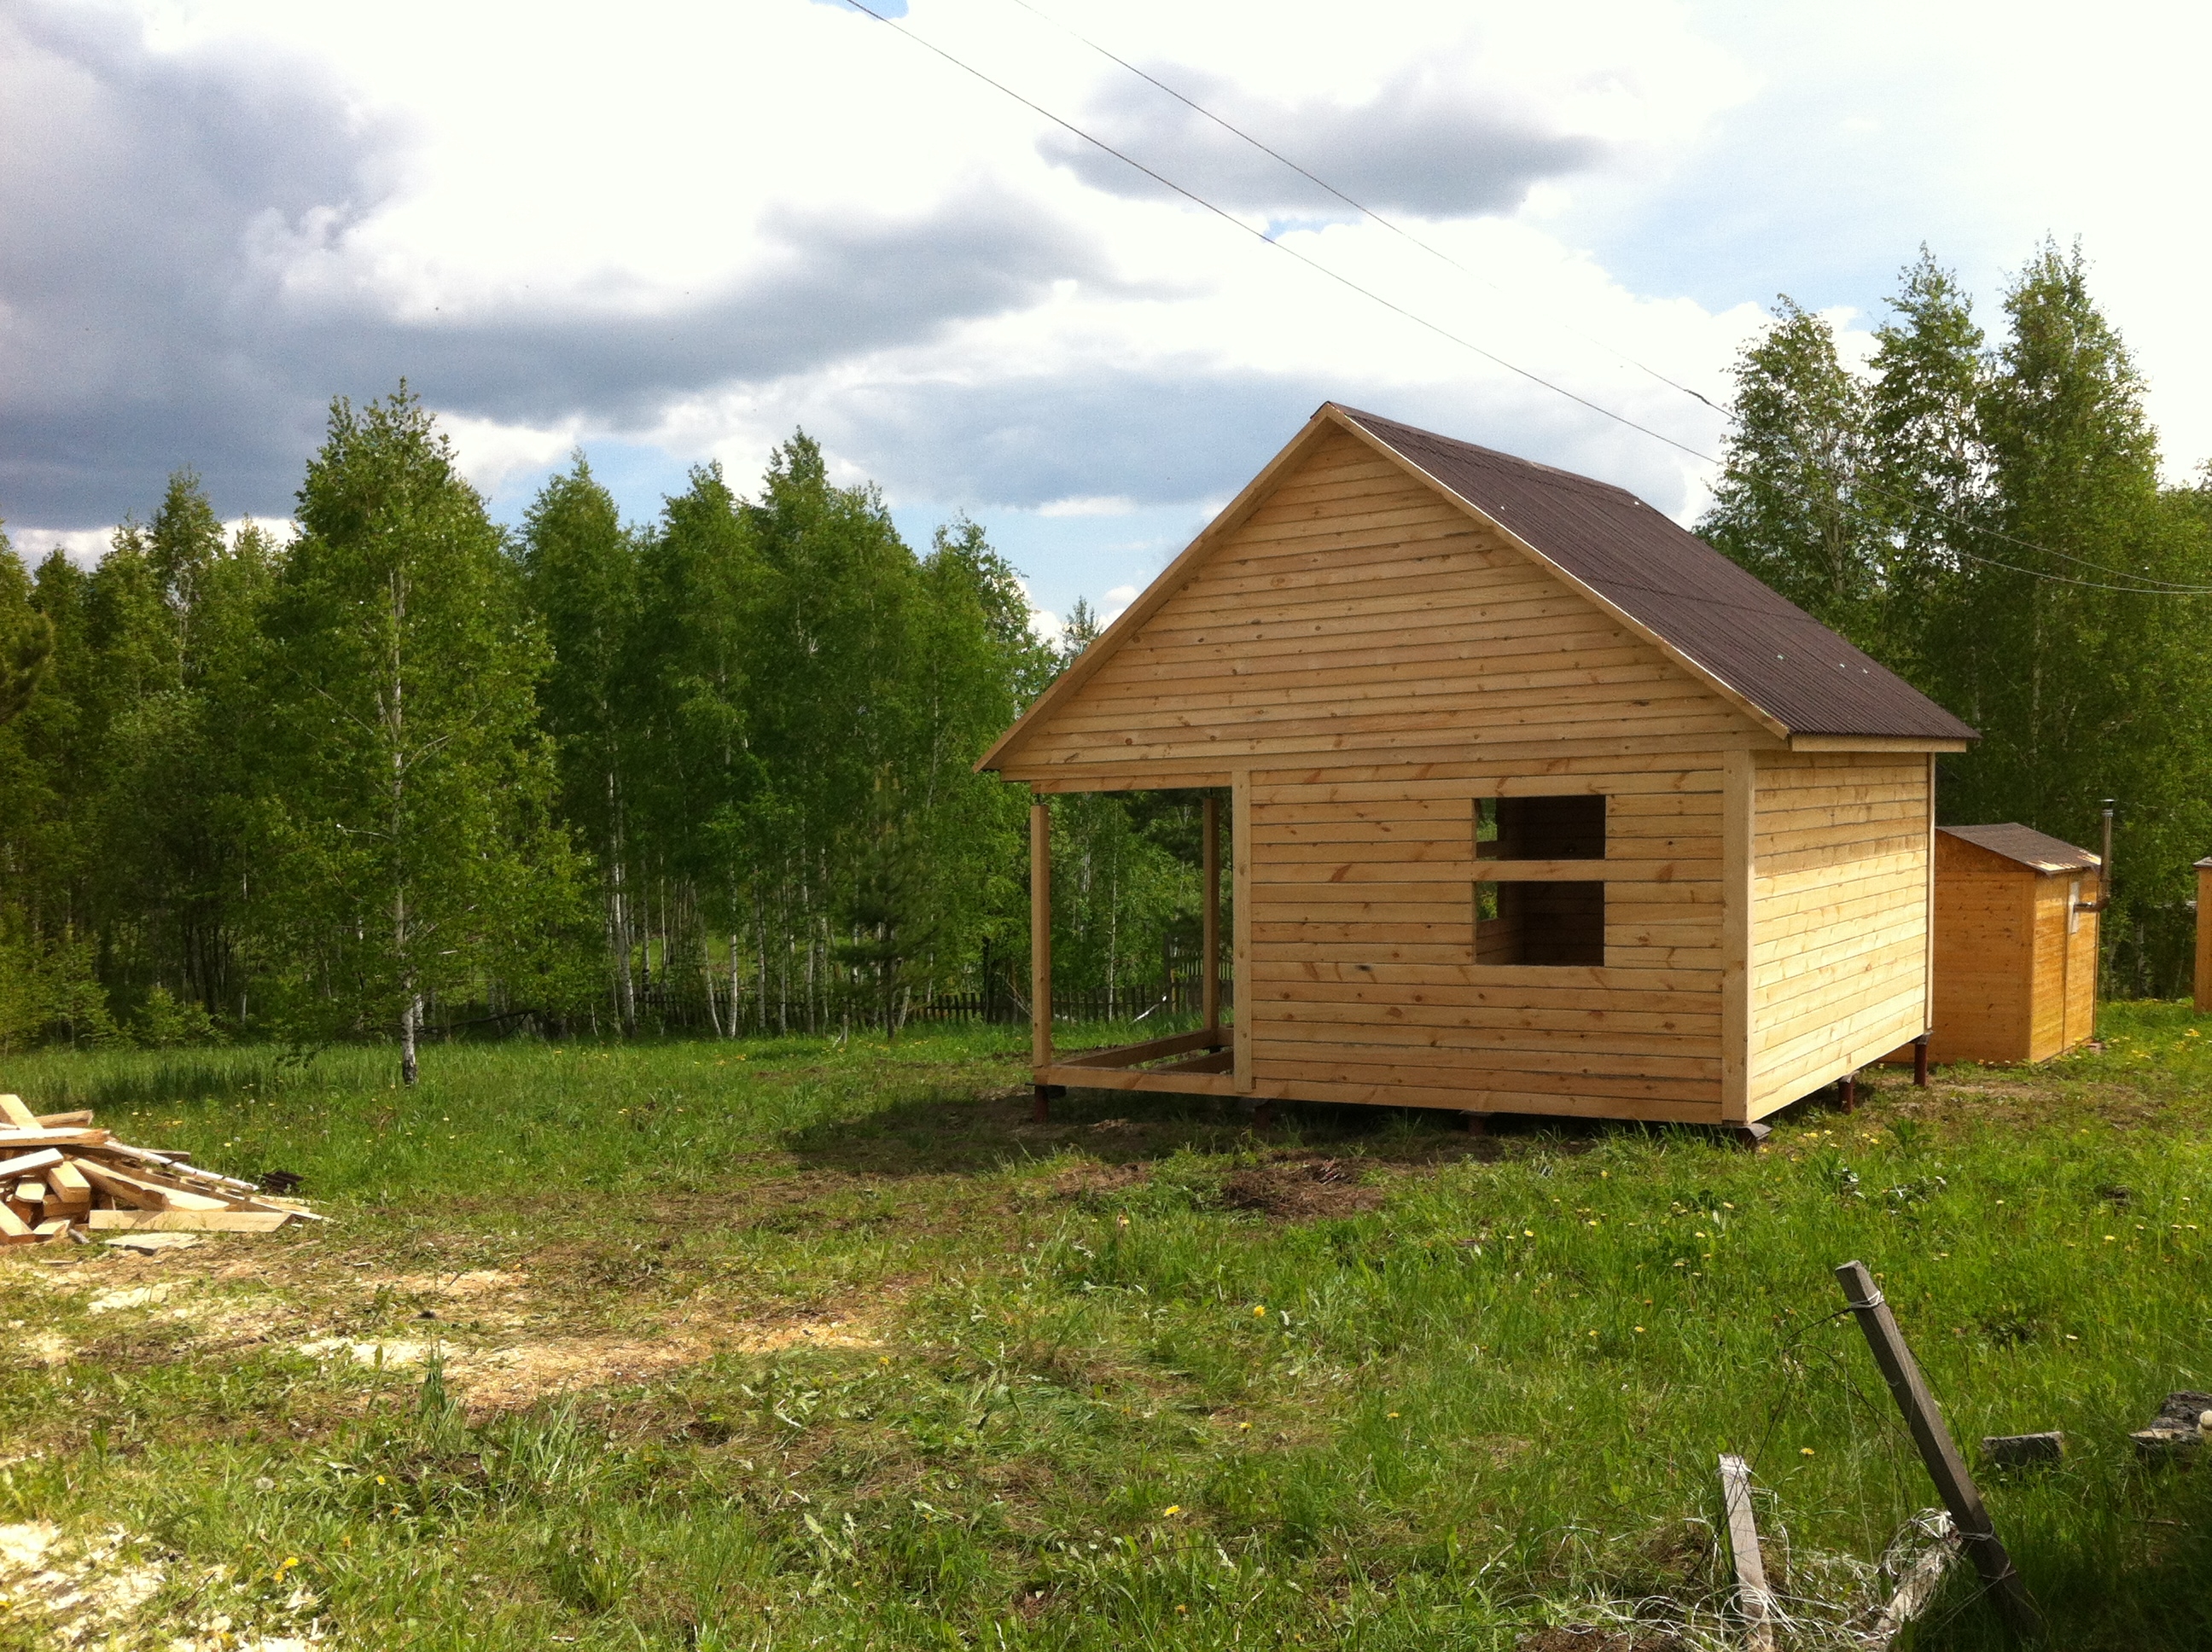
{"left": 1218, "top": 1158, "right": 1385, "bottom": 1220}
{"left": 1516, "top": 1629, "right": 1685, "bottom": 1652}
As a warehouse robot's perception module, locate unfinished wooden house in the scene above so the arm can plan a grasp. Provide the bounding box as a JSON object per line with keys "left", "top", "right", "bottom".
{"left": 1920, "top": 825, "right": 2101, "bottom": 1064}
{"left": 979, "top": 404, "right": 1979, "bottom": 1133}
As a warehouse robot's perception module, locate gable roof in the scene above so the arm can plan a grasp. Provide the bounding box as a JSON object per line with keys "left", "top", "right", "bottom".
{"left": 1941, "top": 823, "right": 2100, "bottom": 875}
{"left": 981, "top": 404, "right": 1976, "bottom": 772}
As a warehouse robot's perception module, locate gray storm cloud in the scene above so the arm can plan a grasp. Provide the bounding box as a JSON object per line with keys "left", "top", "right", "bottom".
{"left": 0, "top": 2, "right": 1103, "bottom": 526}
{"left": 1039, "top": 61, "right": 1606, "bottom": 219}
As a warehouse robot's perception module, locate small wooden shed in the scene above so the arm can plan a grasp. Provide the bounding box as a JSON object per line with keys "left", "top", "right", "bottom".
{"left": 979, "top": 404, "right": 1978, "bottom": 1130}
{"left": 1924, "top": 825, "right": 2101, "bottom": 1064}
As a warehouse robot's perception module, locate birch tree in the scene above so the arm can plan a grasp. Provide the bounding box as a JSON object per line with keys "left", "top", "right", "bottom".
{"left": 253, "top": 388, "right": 579, "bottom": 1081}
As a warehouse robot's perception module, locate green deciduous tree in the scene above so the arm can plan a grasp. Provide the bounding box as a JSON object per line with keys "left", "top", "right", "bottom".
{"left": 252, "top": 387, "right": 585, "bottom": 1082}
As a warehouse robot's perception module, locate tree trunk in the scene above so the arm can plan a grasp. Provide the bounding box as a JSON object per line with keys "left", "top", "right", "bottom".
{"left": 401, "top": 992, "right": 421, "bottom": 1086}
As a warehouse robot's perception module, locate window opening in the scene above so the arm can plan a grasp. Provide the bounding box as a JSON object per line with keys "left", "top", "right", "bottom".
{"left": 1476, "top": 794, "right": 1607, "bottom": 967}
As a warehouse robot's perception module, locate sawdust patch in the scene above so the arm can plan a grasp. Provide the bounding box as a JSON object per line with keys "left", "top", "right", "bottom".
{"left": 389, "top": 1268, "right": 527, "bottom": 1299}
{"left": 26, "top": 1330, "right": 72, "bottom": 1368}
{"left": 87, "top": 1283, "right": 185, "bottom": 1313}
{"left": 453, "top": 1313, "right": 884, "bottom": 1411}
{"left": 0, "top": 1521, "right": 324, "bottom": 1649}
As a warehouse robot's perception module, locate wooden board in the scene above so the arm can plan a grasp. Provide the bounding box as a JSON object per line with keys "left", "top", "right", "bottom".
{"left": 87, "top": 1209, "right": 296, "bottom": 1233}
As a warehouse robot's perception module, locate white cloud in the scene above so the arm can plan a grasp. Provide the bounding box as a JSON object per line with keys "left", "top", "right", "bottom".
{"left": 15, "top": 0, "right": 2212, "bottom": 628}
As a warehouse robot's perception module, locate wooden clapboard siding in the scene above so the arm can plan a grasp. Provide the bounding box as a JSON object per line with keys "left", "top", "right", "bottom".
{"left": 996, "top": 429, "right": 1774, "bottom": 784}
{"left": 1746, "top": 751, "right": 1931, "bottom": 1115}
{"left": 2062, "top": 874, "right": 2100, "bottom": 1053}
{"left": 1237, "top": 764, "right": 1726, "bottom": 1119}
{"left": 2028, "top": 882, "right": 2069, "bottom": 1061}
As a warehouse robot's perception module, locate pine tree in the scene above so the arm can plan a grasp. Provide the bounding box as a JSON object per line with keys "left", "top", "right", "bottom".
{"left": 1699, "top": 300, "right": 1884, "bottom": 644}
{"left": 252, "top": 387, "right": 583, "bottom": 1082}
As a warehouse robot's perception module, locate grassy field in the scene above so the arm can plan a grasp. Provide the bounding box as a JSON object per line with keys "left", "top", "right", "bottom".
{"left": 2, "top": 1007, "right": 2209, "bottom": 1650}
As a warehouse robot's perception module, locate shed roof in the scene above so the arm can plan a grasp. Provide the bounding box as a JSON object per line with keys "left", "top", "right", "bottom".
{"left": 1940, "top": 823, "right": 2101, "bottom": 875}
{"left": 1337, "top": 407, "right": 1978, "bottom": 742}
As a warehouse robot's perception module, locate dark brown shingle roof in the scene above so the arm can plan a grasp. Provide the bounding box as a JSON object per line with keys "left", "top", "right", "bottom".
{"left": 1941, "top": 824, "right": 2099, "bottom": 874}
{"left": 1338, "top": 406, "right": 1978, "bottom": 742}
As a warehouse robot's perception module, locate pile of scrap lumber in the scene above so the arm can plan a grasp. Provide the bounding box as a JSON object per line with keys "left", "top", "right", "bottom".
{"left": 0, "top": 1094, "right": 314, "bottom": 1244}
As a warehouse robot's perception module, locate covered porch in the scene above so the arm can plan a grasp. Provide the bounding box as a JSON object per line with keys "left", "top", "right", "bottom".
{"left": 1027, "top": 788, "right": 1242, "bottom": 1116}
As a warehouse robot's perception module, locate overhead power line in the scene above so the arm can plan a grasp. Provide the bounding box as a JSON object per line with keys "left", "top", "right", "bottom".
{"left": 836, "top": 0, "right": 2212, "bottom": 597}
{"left": 999, "top": 0, "right": 1725, "bottom": 414}
{"left": 837, "top": 0, "right": 1714, "bottom": 464}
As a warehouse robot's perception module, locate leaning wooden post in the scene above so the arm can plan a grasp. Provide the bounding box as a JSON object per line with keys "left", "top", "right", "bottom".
{"left": 1717, "top": 1454, "right": 1775, "bottom": 1652}
{"left": 1202, "top": 794, "right": 1222, "bottom": 1044}
{"left": 1031, "top": 797, "right": 1053, "bottom": 1120}
{"left": 2194, "top": 858, "right": 2212, "bottom": 1014}
{"left": 1834, "top": 1261, "right": 2042, "bottom": 1640}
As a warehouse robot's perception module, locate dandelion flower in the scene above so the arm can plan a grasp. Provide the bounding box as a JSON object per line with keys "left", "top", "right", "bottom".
{"left": 1801, "top": 1447, "right": 1815, "bottom": 1457}
{"left": 1253, "top": 1305, "right": 1266, "bottom": 1318}
{"left": 1162, "top": 1505, "right": 1182, "bottom": 1517}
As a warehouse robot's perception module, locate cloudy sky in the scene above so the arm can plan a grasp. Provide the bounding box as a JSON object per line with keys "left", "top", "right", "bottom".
{"left": 6, "top": 0, "right": 2209, "bottom": 632}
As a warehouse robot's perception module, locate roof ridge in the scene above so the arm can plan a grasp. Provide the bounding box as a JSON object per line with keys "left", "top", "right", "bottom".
{"left": 1330, "top": 404, "right": 1645, "bottom": 502}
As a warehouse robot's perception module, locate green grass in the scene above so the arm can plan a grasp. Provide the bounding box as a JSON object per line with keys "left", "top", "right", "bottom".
{"left": 2, "top": 1007, "right": 2209, "bottom": 1649}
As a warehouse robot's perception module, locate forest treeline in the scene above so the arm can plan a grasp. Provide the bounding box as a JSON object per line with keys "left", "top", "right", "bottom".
{"left": 1700, "top": 242, "right": 2212, "bottom": 992}
{"left": 0, "top": 393, "right": 1207, "bottom": 1067}
{"left": 3, "top": 240, "right": 2208, "bottom": 1062}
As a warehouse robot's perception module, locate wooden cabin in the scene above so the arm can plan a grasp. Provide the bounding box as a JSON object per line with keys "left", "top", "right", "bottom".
{"left": 978, "top": 404, "right": 1978, "bottom": 1134}
{"left": 1922, "top": 825, "right": 2101, "bottom": 1064}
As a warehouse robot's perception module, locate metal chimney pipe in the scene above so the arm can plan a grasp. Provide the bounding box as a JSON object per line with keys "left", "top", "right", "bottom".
{"left": 2080, "top": 800, "right": 2115, "bottom": 915}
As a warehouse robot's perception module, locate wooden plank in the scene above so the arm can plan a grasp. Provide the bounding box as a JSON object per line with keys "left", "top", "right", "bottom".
{"left": 0, "top": 1147, "right": 63, "bottom": 1180}
{"left": 1260, "top": 986, "right": 1720, "bottom": 1031}
{"left": 1037, "top": 680, "right": 1728, "bottom": 746}
{"left": 1056, "top": 1030, "right": 1220, "bottom": 1069}
{"left": 0, "top": 1096, "right": 38, "bottom": 1129}
{"left": 1249, "top": 957, "right": 1720, "bottom": 993}
{"left": 1246, "top": 1050, "right": 1720, "bottom": 1105}
{"left": 1254, "top": 764, "right": 1726, "bottom": 803}
{"left": 1032, "top": 799, "right": 1052, "bottom": 1072}
{"left": 1718, "top": 1453, "right": 1776, "bottom": 1652}
{"left": 1233, "top": 771, "right": 1254, "bottom": 1091}
{"left": 1254, "top": 1022, "right": 1723, "bottom": 1078}
{"left": 1835, "top": 1262, "right": 2042, "bottom": 1640}
{"left": 1722, "top": 751, "right": 1755, "bottom": 1123}
{"left": 1079, "top": 646, "right": 1674, "bottom": 708}
{"left": 73, "top": 1159, "right": 233, "bottom": 1212}
{"left": 0, "top": 1128, "right": 114, "bottom": 1149}
{"left": 0, "top": 1202, "right": 30, "bottom": 1238}
{"left": 1115, "top": 602, "right": 1608, "bottom": 669}
{"left": 1038, "top": 1063, "right": 1244, "bottom": 1097}
{"left": 35, "top": 1110, "right": 93, "bottom": 1128}
{"left": 1009, "top": 725, "right": 1764, "bottom": 781}
{"left": 86, "top": 1208, "right": 296, "bottom": 1233}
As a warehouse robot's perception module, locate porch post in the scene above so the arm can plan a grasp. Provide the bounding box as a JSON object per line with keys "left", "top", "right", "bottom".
{"left": 1202, "top": 794, "right": 1221, "bottom": 1044}
{"left": 1031, "top": 797, "right": 1052, "bottom": 1073}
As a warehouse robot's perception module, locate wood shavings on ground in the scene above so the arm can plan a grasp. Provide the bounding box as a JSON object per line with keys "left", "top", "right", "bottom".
{"left": 0, "top": 1094, "right": 317, "bottom": 1245}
